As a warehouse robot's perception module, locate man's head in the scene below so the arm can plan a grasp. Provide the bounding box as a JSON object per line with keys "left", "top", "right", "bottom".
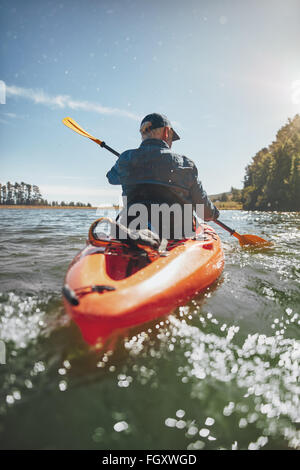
{"left": 140, "top": 113, "right": 180, "bottom": 148}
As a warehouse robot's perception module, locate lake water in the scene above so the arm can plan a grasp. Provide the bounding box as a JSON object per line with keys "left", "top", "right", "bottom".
{"left": 0, "top": 209, "right": 299, "bottom": 450}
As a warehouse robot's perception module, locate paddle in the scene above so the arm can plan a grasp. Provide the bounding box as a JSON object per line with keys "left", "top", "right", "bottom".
{"left": 215, "top": 220, "right": 271, "bottom": 246}
{"left": 62, "top": 117, "right": 271, "bottom": 247}
{"left": 62, "top": 117, "right": 120, "bottom": 157}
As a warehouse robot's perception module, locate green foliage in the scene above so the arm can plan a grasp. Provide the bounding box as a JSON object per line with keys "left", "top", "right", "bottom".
{"left": 230, "top": 187, "right": 243, "bottom": 203}
{"left": 0, "top": 182, "right": 93, "bottom": 207}
{"left": 0, "top": 181, "right": 43, "bottom": 205}
{"left": 242, "top": 114, "right": 300, "bottom": 211}
{"left": 220, "top": 192, "right": 229, "bottom": 202}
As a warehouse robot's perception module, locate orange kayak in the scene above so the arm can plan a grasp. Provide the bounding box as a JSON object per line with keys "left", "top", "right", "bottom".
{"left": 62, "top": 221, "right": 224, "bottom": 345}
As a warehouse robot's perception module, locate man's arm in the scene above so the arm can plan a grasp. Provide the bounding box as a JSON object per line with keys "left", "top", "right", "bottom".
{"left": 106, "top": 160, "right": 121, "bottom": 185}
{"left": 190, "top": 175, "right": 219, "bottom": 221}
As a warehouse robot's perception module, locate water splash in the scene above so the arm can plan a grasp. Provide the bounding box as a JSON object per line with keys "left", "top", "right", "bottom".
{"left": 0, "top": 292, "right": 67, "bottom": 348}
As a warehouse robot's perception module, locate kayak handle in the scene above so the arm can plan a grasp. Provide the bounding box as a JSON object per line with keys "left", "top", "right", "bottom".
{"left": 62, "top": 284, "right": 116, "bottom": 306}
{"left": 62, "top": 284, "right": 79, "bottom": 306}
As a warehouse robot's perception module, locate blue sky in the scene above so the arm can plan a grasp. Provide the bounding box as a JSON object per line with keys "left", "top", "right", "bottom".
{"left": 1, "top": 0, "right": 300, "bottom": 205}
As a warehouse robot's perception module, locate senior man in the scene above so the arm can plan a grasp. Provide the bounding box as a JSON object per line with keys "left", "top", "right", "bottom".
{"left": 106, "top": 113, "right": 219, "bottom": 239}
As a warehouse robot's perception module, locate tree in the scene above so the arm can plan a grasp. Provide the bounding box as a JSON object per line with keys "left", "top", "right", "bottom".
{"left": 25, "top": 183, "right": 32, "bottom": 204}
{"left": 231, "top": 187, "right": 242, "bottom": 203}
{"left": 6, "top": 181, "right": 14, "bottom": 204}
{"left": 242, "top": 114, "right": 300, "bottom": 211}
{"left": 32, "top": 185, "right": 42, "bottom": 205}
{"left": 0, "top": 182, "right": 95, "bottom": 208}
{"left": 1, "top": 184, "right": 6, "bottom": 204}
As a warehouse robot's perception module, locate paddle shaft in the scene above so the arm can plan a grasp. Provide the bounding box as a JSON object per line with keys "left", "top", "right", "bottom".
{"left": 214, "top": 219, "right": 235, "bottom": 235}
{"left": 98, "top": 140, "right": 120, "bottom": 158}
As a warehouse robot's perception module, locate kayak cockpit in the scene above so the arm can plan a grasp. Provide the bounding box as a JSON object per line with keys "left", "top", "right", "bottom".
{"left": 104, "top": 245, "right": 150, "bottom": 280}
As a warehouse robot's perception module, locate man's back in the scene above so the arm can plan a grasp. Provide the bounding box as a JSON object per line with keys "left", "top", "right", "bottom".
{"left": 107, "top": 138, "right": 219, "bottom": 221}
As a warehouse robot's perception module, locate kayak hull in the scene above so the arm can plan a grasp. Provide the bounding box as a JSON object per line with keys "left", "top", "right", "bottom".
{"left": 63, "top": 225, "right": 224, "bottom": 344}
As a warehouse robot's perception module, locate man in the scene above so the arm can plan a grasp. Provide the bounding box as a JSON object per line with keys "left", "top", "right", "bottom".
{"left": 106, "top": 113, "right": 219, "bottom": 239}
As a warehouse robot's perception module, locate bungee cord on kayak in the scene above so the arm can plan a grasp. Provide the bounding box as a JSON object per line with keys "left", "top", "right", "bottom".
{"left": 63, "top": 221, "right": 224, "bottom": 344}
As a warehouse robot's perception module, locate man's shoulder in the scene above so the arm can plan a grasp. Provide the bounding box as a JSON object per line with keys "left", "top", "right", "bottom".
{"left": 119, "top": 145, "right": 196, "bottom": 171}
{"left": 119, "top": 148, "right": 134, "bottom": 157}
{"left": 118, "top": 148, "right": 137, "bottom": 163}
{"left": 165, "top": 150, "right": 196, "bottom": 170}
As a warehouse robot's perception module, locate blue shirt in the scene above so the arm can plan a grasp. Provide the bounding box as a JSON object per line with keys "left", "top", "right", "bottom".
{"left": 106, "top": 138, "right": 219, "bottom": 221}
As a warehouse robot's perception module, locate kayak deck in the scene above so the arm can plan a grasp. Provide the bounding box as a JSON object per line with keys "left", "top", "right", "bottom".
{"left": 63, "top": 224, "right": 224, "bottom": 344}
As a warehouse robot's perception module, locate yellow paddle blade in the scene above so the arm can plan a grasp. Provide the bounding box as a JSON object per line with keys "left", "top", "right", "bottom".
{"left": 233, "top": 232, "right": 272, "bottom": 247}
{"left": 62, "top": 117, "right": 102, "bottom": 145}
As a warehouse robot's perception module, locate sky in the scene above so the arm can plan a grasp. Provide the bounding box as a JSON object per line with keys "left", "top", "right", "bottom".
{"left": 0, "top": 0, "right": 300, "bottom": 205}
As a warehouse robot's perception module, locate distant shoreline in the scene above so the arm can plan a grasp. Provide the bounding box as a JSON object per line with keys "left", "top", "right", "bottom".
{"left": 215, "top": 202, "right": 242, "bottom": 210}
{"left": 0, "top": 202, "right": 242, "bottom": 210}
{"left": 0, "top": 205, "right": 118, "bottom": 210}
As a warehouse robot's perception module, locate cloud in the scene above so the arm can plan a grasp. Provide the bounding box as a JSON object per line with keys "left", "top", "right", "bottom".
{"left": 1, "top": 111, "right": 28, "bottom": 120}
{"left": 6, "top": 84, "right": 141, "bottom": 121}
{"left": 3, "top": 112, "right": 18, "bottom": 118}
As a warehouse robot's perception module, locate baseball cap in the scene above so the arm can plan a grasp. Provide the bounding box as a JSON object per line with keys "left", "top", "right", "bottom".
{"left": 140, "top": 113, "right": 180, "bottom": 141}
